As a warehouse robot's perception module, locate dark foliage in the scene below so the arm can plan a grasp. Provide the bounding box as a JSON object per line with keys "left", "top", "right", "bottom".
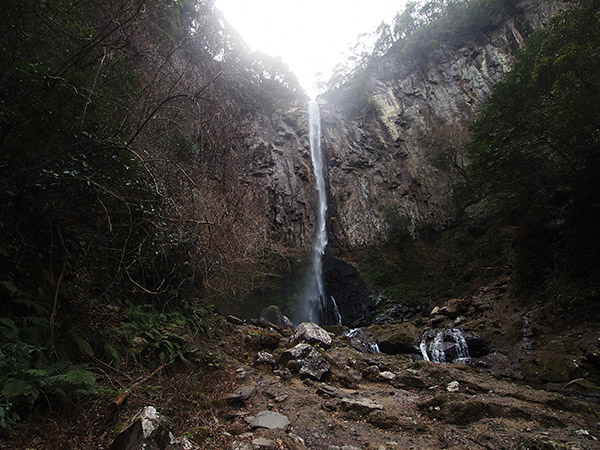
{"left": 0, "top": 0, "right": 301, "bottom": 423}
{"left": 467, "top": 0, "right": 600, "bottom": 294}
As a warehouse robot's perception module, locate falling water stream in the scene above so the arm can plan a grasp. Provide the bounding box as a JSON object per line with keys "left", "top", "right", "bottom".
{"left": 305, "top": 100, "right": 341, "bottom": 325}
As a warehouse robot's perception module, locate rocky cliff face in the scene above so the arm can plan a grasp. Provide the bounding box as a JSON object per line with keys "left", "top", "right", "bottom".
{"left": 319, "top": 0, "right": 568, "bottom": 247}
{"left": 244, "top": 0, "right": 568, "bottom": 250}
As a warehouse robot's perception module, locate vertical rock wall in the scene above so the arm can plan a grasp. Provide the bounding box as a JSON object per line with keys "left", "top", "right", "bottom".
{"left": 244, "top": 0, "right": 568, "bottom": 250}
{"left": 319, "top": 0, "right": 568, "bottom": 247}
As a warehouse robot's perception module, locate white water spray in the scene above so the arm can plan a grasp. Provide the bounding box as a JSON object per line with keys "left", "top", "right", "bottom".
{"left": 420, "top": 328, "right": 470, "bottom": 364}
{"left": 305, "top": 100, "right": 339, "bottom": 324}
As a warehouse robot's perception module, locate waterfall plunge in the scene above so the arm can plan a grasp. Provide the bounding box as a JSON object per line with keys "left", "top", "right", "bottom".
{"left": 304, "top": 100, "right": 341, "bottom": 326}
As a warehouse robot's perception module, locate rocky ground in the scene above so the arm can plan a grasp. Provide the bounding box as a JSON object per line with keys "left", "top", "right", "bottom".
{"left": 5, "top": 281, "right": 599, "bottom": 450}
{"left": 196, "top": 317, "right": 599, "bottom": 450}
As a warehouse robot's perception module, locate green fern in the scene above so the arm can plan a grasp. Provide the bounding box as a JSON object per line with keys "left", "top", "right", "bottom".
{"left": 71, "top": 333, "right": 94, "bottom": 357}
{"left": 2, "top": 366, "right": 97, "bottom": 405}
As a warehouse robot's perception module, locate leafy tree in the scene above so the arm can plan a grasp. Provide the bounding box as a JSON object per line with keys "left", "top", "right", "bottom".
{"left": 467, "top": 0, "right": 600, "bottom": 287}
{"left": 468, "top": 0, "right": 599, "bottom": 208}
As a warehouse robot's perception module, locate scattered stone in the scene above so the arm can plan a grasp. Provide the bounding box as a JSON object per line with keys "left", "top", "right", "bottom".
{"left": 260, "top": 305, "right": 294, "bottom": 329}
{"left": 253, "top": 351, "right": 276, "bottom": 367}
{"left": 227, "top": 315, "right": 245, "bottom": 325}
{"left": 174, "top": 435, "right": 195, "bottom": 450}
{"left": 340, "top": 398, "right": 384, "bottom": 414}
{"left": 445, "top": 298, "right": 470, "bottom": 317}
{"left": 274, "top": 394, "right": 288, "bottom": 403}
{"left": 229, "top": 423, "right": 246, "bottom": 435}
{"left": 317, "top": 384, "right": 345, "bottom": 398}
{"left": 252, "top": 437, "right": 278, "bottom": 448}
{"left": 109, "top": 406, "right": 170, "bottom": 450}
{"left": 446, "top": 381, "right": 460, "bottom": 392}
{"left": 430, "top": 306, "right": 440, "bottom": 316}
{"left": 378, "top": 371, "right": 396, "bottom": 382}
{"left": 291, "top": 322, "right": 332, "bottom": 349}
{"left": 288, "top": 433, "right": 305, "bottom": 447}
{"left": 236, "top": 368, "right": 246, "bottom": 380}
{"left": 574, "top": 429, "right": 597, "bottom": 440}
{"left": 362, "top": 365, "right": 380, "bottom": 381}
{"left": 246, "top": 411, "right": 290, "bottom": 431}
{"left": 225, "top": 385, "right": 257, "bottom": 404}
{"left": 231, "top": 442, "right": 253, "bottom": 450}
{"left": 373, "top": 302, "right": 422, "bottom": 324}
{"left": 273, "top": 368, "right": 292, "bottom": 379}
{"left": 430, "top": 315, "right": 447, "bottom": 326}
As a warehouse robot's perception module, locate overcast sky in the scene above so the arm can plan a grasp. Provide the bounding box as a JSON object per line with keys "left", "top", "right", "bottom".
{"left": 214, "top": 0, "right": 406, "bottom": 97}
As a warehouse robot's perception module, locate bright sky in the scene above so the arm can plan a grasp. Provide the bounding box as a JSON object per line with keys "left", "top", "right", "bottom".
{"left": 214, "top": 0, "right": 406, "bottom": 97}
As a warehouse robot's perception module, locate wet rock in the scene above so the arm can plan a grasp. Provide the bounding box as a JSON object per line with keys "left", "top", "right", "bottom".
{"left": 225, "top": 385, "right": 257, "bottom": 404}
{"left": 253, "top": 351, "right": 276, "bottom": 367}
{"left": 420, "top": 328, "right": 487, "bottom": 363}
{"left": 345, "top": 328, "right": 380, "bottom": 354}
{"left": 260, "top": 305, "right": 294, "bottom": 329}
{"left": 109, "top": 406, "right": 170, "bottom": 450}
{"left": 291, "top": 322, "right": 332, "bottom": 349}
{"left": 246, "top": 411, "right": 290, "bottom": 431}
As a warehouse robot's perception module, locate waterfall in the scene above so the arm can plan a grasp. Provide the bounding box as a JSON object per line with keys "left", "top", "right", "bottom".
{"left": 305, "top": 99, "right": 330, "bottom": 325}
{"left": 331, "top": 296, "right": 342, "bottom": 326}
{"left": 420, "top": 328, "right": 470, "bottom": 364}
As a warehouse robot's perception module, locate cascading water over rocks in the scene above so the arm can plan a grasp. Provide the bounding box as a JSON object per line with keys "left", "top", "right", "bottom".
{"left": 420, "top": 328, "right": 470, "bottom": 364}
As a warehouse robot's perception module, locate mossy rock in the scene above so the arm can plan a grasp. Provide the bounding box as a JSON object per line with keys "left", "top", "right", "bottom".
{"left": 367, "top": 322, "right": 420, "bottom": 354}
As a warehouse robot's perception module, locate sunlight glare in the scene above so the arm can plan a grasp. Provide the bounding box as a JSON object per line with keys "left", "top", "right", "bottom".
{"left": 214, "top": 0, "right": 406, "bottom": 97}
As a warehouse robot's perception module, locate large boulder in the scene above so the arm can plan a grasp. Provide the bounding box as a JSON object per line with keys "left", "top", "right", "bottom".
{"left": 291, "top": 322, "right": 332, "bottom": 349}
{"left": 109, "top": 406, "right": 171, "bottom": 450}
{"left": 279, "top": 343, "right": 331, "bottom": 381}
{"left": 260, "top": 305, "right": 294, "bottom": 329}
{"left": 368, "top": 322, "right": 420, "bottom": 355}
